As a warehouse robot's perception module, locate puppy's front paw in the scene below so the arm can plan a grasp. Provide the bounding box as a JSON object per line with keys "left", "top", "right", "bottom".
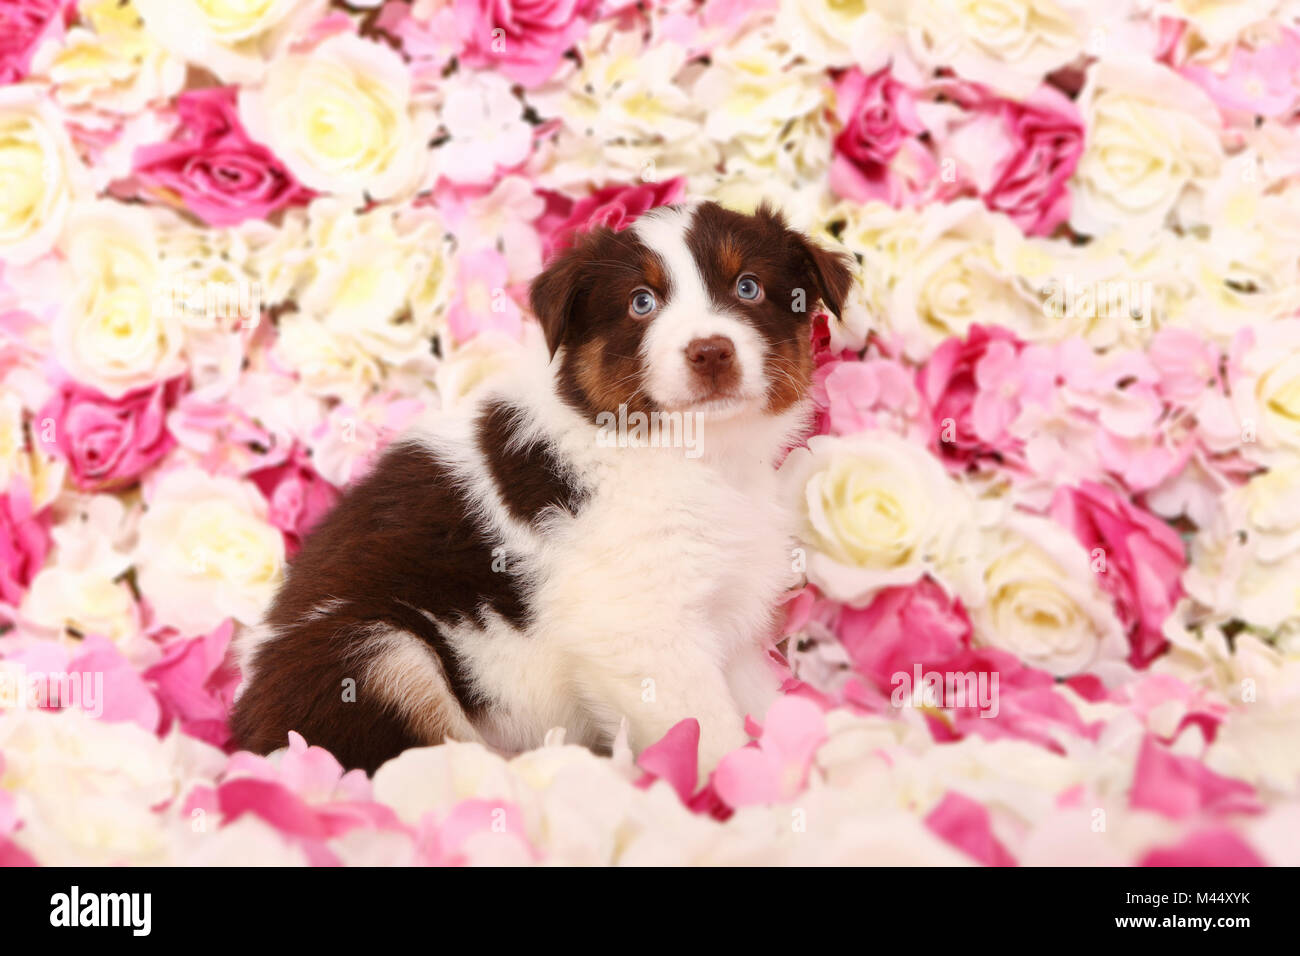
{"left": 696, "top": 714, "right": 751, "bottom": 777}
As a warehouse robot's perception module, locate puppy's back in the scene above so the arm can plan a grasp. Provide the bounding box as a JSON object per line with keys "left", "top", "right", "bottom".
{"left": 229, "top": 437, "right": 527, "bottom": 772}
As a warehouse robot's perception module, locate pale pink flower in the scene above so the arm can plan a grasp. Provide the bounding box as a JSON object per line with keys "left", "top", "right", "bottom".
{"left": 447, "top": 248, "right": 524, "bottom": 344}
{"left": 712, "top": 696, "right": 826, "bottom": 808}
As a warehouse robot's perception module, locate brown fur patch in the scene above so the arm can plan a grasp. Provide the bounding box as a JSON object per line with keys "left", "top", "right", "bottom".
{"left": 231, "top": 440, "right": 536, "bottom": 771}
{"left": 684, "top": 202, "right": 854, "bottom": 414}
{"left": 530, "top": 226, "right": 669, "bottom": 421}
{"left": 478, "top": 400, "right": 587, "bottom": 524}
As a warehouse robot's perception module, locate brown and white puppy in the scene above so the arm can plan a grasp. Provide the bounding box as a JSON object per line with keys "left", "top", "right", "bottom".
{"left": 231, "top": 201, "right": 853, "bottom": 773}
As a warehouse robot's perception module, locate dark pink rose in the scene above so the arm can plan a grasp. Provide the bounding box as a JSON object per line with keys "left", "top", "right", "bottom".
{"left": 0, "top": 485, "right": 50, "bottom": 608}
{"left": 917, "top": 325, "right": 1026, "bottom": 470}
{"left": 537, "top": 177, "right": 686, "bottom": 260}
{"left": 0, "top": 0, "right": 72, "bottom": 84}
{"left": 981, "top": 86, "right": 1084, "bottom": 236}
{"left": 838, "top": 578, "right": 973, "bottom": 690}
{"left": 133, "top": 87, "right": 313, "bottom": 227}
{"left": 928, "top": 79, "right": 1083, "bottom": 236}
{"left": 144, "top": 621, "right": 241, "bottom": 748}
{"left": 1049, "top": 481, "right": 1185, "bottom": 668}
{"left": 39, "top": 378, "right": 181, "bottom": 491}
{"left": 829, "top": 66, "right": 927, "bottom": 203}
{"left": 455, "top": 0, "right": 599, "bottom": 88}
{"left": 249, "top": 448, "right": 340, "bottom": 557}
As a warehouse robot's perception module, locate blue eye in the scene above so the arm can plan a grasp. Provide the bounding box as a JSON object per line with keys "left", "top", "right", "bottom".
{"left": 630, "top": 289, "right": 657, "bottom": 316}
{"left": 736, "top": 276, "right": 761, "bottom": 300}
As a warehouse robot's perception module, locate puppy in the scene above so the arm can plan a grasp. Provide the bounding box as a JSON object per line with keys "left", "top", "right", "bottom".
{"left": 231, "top": 201, "right": 853, "bottom": 774}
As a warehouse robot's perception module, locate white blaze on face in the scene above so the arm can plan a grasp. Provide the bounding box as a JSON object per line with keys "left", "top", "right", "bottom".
{"left": 632, "top": 205, "right": 768, "bottom": 413}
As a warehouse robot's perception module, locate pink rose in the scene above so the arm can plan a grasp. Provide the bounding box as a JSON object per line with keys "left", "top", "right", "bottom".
{"left": 144, "top": 621, "right": 241, "bottom": 748}
{"left": 829, "top": 66, "right": 929, "bottom": 204}
{"left": 537, "top": 177, "right": 686, "bottom": 260}
{"left": 39, "top": 378, "right": 181, "bottom": 492}
{"left": 0, "top": 484, "right": 51, "bottom": 609}
{"left": 979, "top": 86, "right": 1083, "bottom": 236}
{"left": 820, "top": 356, "right": 925, "bottom": 437}
{"left": 248, "top": 448, "right": 341, "bottom": 557}
{"left": 0, "top": 0, "right": 72, "bottom": 84}
{"left": 1181, "top": 29, "right": 1300, "bottom": 119}
{"left": 454, "top": 0, "right": 598, "bottom": 88}
{"left": 133, "top": 87, "right": 313, "bottom": 227}
{"left": 918, "top": 325, "right": 1027, "bottom": 471}
{"left": 927, "top": 79, "right": 1082, "bottom": 235}
{"left": 1049, "top": 481, "right": 1185, "bottom": 667}
{"left": 838, "top": 578, "right": 973, "bottom": 690}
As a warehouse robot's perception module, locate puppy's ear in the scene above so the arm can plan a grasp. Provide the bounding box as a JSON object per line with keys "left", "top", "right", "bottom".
{"left": 756, "top": 202, "right": 855, "bottom": 321}
{"left": 528, "top": 246, "right": 584, "bottom": 357}
{"left": 796, "top": 238, "right": 855, "bottom": 321}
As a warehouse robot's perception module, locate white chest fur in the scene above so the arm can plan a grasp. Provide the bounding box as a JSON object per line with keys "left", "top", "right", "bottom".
{"left": 433, "top": 359, "right": 806, "bottom": 768}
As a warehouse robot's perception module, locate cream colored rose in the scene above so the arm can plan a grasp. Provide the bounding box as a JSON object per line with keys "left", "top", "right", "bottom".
{"left": 777, "top": 0, "right": 903, "bottom": 70}
{"left": 53, "top": 202, "right": 184, "bottom": 398}
{"left": 0, "top": 391, "right": 66, "bottom": 510}
{"left": 973, "top": 513, "right": 1127, "bottom": 676}
{"left": 34, "top": 0, "right": 185, "bottom": 119}
{"left": 903, "top": 0, "right": 1088, "bottom": 99}
{"left": 1233, "top": 320, "right": 1300, "bottom": 462}
{"left": 529, "top": 24, "right": 717, "bottom": 189}
{"left": 135, "top": 468, "right": 285, "bottom": 636}
{"left": 1071, "top": 59, "right": 1223, "bottom": 235}
{"left": 1176, "top": 159, "right": 1300, "bottom": 341}
{"left": 239, "top": 33, "right": 429, "bottom": 201}
{"left": 691, "top": 26, "right": 833, "bottom": 181}
{"left": 21, "top": 570, "right": 140, "bottom": 649}
{"left": 20, "top": 494, "right": 141, "bottom": 652}
{"left": 0, "top": 708, "right": 204, "bottom": 865}
{"left": 292, "top": 198, "right": 447, "bottom": 370}
{"left": 781, "top": 431, "right": 979, "bottom": 605}
{"left": 273, "top": 312, "right": 385, "bottom": 402}
{"left": 0, "top": 85, "right": 84, "bottom": 265}
{"left": 866, "top": 201, "right": 1048, "bottom": 360}
{"left": 136, "top": 0, "right": 326, "bottom": 84}
{"left": 1184, "top": 464, "right": 1300, "bottom": 632}
{"left": 1165, "top": 0, "right": 1281, "bottom": 47}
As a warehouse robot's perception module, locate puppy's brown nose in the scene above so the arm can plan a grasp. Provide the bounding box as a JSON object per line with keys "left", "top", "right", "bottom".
{"left": 685, "top": 335, "right": 735, "bottom": 379}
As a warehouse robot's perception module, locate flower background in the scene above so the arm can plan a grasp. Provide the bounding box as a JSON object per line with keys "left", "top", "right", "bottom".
{"left": 2, "top": 0, "right": 1300, "bottom": 865}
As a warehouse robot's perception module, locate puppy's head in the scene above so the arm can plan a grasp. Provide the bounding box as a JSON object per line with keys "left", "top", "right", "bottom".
{"left": 529, "top": 201, "right": 853, "bottom": 422}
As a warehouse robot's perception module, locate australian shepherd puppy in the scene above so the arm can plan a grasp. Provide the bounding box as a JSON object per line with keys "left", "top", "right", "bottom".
{"left": 231, "top": 200, "right": 854, "bottom": 774}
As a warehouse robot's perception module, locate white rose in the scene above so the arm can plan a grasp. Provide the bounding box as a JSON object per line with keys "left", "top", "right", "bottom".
{"left": 691, "top": 26, "right": 831, "bottom": 179}
{"left": 136, "top": 0, "right": 326, "bottom": 84}
{"left": 20, "top": 494, "right": 141, "bottom": 653}
{"left": 973, "top": 513, "right": 1127, "bottom": 676}
{"left": 1232, "top": 320, "right": 1300, "bottom": 463}
{"left": 1071, "top": 58, "right": 1223, "bottom": 236}
{"left": 239, "top": 33, "right": 429, "bottom": 201}
{"left": 135, "top": 468, "right": 285, "bottom": 636}
{"left": 777, "top": 0, "right": 904, "bottom": 70}
{"left": 859, "top": 201, "right": 1049, "bottom": 361}
{"left": 903, "top": 0, "right": 1089, "bottom": 99}
{"left": 0, "top": 708, "right": 180, "bottom": 864}
{"left": 52, "top": 202, "right": 185, "bottom": 398}
{"left": 1164, "top": 0, "right": 1281, "bottom": 47}
{"left": 1184, "top": 464, "right": 1300, "bottom": 632}
{"left": 34, "top": 0, "right": 185, "bottom": 119}
{"left": 781, "top": 431, "right": 980, "bottom": 605}
{"left": 272, "top": 312, "right": 385, "bottom": 402}
{"left": 529, "top": 25, "right": 717, "bottom": 189}
{"left": 0, "top": 85, "right": 84, "bottom": 265}
{"left": 21, "top": 571, "right": 139, "bottom": 650}
{"left": 293, "top": 198, "right": 446, "bottom": 369}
